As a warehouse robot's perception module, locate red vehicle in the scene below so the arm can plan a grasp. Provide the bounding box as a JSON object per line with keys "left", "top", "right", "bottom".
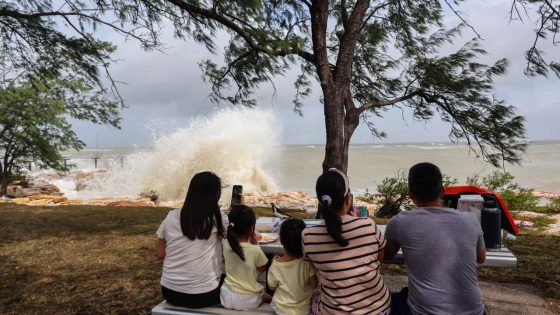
{"left": 444, "top": 186, "right": 518, "bottom": 235}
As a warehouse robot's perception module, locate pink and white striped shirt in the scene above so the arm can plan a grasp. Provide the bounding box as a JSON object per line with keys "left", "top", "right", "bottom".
{"left": 302, "top": 215, "right": 390, "bottom": 315}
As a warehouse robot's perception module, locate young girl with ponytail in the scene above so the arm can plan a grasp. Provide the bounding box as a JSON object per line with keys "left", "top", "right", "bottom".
{"left": 267, "top": 218, "right": 317, "bottom": 315}
{"left": 302, "top": 169, "right": 391, "bottom": 315}
{"left": 220, "top": 205, "right": 272, "bottom": 310}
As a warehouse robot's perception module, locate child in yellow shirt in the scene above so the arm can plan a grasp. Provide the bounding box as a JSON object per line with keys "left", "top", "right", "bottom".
{"left": 220, "top": 205, "right": 271, "bottom": 310}
{"left": 268, "top": 218, "right": 317, "bottom": 315}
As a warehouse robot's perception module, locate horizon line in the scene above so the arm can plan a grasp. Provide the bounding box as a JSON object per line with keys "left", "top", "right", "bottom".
{"left": 82, "top": 139, "right": 560, "bottom": 150}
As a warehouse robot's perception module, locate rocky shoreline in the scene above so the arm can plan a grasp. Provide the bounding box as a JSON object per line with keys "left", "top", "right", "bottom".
{"left": 1, "top": 173, "right": 382, "bottom": 210}
{"left": 2, "top": 173, "right": 559, "bottom": 236}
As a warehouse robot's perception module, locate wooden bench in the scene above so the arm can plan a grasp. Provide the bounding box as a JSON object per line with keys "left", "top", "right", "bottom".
{"left": 152, "top": 301, "right": 274, "bottom": 315}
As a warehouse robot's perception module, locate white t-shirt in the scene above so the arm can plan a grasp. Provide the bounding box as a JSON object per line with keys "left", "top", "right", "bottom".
{"left": 156, "top": 208, "right": 227, "bottom": 294}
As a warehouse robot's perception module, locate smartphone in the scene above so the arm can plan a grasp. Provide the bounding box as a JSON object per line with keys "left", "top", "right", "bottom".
{"left": 231, "top": 185, "right": 243, "bottom": 206}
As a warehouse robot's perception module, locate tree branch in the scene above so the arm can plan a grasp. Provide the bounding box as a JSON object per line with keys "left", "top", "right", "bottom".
{"left": 359, "top": 90, "right": 421, "bottom": 114}
{"left": 310, "top": 0, "right": 334, "bottom": 91}
{"left": 525, "top": 8, "right": 553, "bottom": 75}
{"left": 0, "top": 8, "right": 150, "bottom": 44}
{"left": 334, "top": 0, "right": 370, "bottom": 106}
{"left": 360, "top": 2, "right": 390, "bottom": 32}
{"left": 543, "top": 0, "right": 560, "bottom": 18}
{"left": 341, "top": 0, "right": 349, "bottom": 29}
{"left": 443, "top": 0, "right": 482, "bottom": 39}
{"left": 166, "top": 0, "right": 315, "bottom": 63}
{"left": 299, "top": 0, "right": 312, "bottom": 8}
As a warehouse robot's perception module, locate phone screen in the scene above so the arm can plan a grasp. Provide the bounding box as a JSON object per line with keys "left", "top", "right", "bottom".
{"left": 231, "top": 185, "right": 243, "bottom": 206}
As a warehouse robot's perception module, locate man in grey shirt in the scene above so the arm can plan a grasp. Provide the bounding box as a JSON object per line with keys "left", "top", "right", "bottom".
{"left": 385, "top": 162, "right": 486, "bottom": 315}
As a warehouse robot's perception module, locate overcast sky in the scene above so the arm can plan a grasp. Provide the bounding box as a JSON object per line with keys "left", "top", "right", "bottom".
{"left": 72, "top": 0, "right": 560, "bottom": 147}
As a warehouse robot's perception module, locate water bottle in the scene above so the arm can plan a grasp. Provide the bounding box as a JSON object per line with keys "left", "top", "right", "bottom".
{"left": 481, "top": 197, "right": 502, "bottom": 249}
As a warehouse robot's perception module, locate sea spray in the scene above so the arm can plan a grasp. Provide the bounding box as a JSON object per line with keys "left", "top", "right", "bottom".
{"left": 77, "top": 108, "right": 279, "bottom": 201}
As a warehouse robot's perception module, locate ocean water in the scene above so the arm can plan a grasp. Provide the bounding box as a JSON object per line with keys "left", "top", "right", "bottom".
{"left": 47, "top": 108, "right": 559, "bottom": 200}
{"left": 273, "top": 142, "right": 560, "bottom": 194}
{"left": 58, "top": 141, "right": 560, "bottom": 200}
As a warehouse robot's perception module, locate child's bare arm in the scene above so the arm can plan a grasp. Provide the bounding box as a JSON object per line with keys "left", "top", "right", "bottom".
{"left": 257, "top": 264, "right": 267, "bottom": 273}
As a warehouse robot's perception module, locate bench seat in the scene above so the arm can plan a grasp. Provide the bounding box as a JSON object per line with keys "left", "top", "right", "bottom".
{"left": 152, "top": 301, "right": 274, "bottom": 315}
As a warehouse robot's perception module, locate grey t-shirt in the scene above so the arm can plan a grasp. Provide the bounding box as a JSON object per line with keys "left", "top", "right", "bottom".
{"left": 385, "top": 207, "right": 485, "bottom": 315}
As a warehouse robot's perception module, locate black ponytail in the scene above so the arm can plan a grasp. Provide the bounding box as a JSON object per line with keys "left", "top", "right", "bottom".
{"left": 226, "top": 205, "right": 257, "bottom": 261}
{"left": 316, "top": 171, "right": 349, "bottom": 247}
{"left": 226, "top": 226, "right": 244, "bottom": 261}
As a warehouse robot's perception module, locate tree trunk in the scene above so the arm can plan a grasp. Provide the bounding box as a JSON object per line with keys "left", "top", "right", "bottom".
{"left": 321, "top": 93, "right": 360, "bottom": 174}
{"left": 342, "top": 107, "right": 360, "bottom": 173}
{"left": 321, "top": 77, "right": 361, "bottom": 173}
{"left": 0, "top": 172, "right": 8, "bottom": 197}
{"left": 321, "top": 91, "right": 346, "bottom": 172}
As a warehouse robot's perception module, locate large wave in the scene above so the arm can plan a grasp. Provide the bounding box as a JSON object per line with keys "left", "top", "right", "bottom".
{"left": 76, "top": 108, "right": 279, "bottom": 201}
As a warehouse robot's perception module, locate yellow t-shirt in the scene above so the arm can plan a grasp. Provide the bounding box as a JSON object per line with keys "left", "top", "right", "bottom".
{"left": 223, "top": 240, "right": 268, "bottom": 294}
{"left": 268, "top": 257, "right": 316, "bottom": 315}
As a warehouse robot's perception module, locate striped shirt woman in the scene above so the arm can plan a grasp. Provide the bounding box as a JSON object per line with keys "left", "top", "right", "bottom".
{"left": 302, "top": 169, "right": 390, "bottom": 315}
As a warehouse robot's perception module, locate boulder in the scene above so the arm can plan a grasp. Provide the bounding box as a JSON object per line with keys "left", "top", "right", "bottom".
{"left": 19, "top": 187, "right": 44, "bottom": 197}
{"left": 27, "top": 199, "right": 54, "bottom": 206}
{"left": 6, "top": 185, "right": 24, "bottom": 198}
{"left": 11, "top": 197, "right": 31, "bottom": 204}
{"left": 106, "top": 200, "right": 155, "bottom": 207}
{"left": 5, "top": 195, "right": 67, "bottom": 206}
{"left": 59, "top": 196, "right": 155, "bottom": 207}
{"left": 27, "top": 195, "right": 67, "bottom": 203}
{"left": 6, "top": 180, "right": 62, "bottom": 198}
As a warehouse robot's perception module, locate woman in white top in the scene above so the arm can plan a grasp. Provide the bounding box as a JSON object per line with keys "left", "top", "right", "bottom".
{"left": 156, "top": 171, "right": 227, "bottom": 308}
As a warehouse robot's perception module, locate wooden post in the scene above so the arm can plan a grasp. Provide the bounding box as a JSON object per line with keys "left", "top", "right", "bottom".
{"left": 94, "top": 157, "right": 98, "bottom": 168}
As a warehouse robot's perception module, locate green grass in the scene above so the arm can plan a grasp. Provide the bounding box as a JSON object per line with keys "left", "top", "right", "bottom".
{"left": 478, "top": 234, "right": 560, "bottom": 301}
{"left": 0, "top": 204, "right": 559, "bottom": 314}
{"left": 0, "top": 203, "right": 170, "bottom": 314}
{"left": 514, "top": 213, "right": 557, "bottom": 230}
{"left": 533, "top": 199, "right": 560, "bottom": 214}
{"left": 531, "top": 216, "right": 556, "bottom": 229}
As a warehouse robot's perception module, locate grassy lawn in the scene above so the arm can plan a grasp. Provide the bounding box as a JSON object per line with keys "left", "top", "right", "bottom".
{"left": 478, "top": 233, "right": 560, "bottom": 302}
{"left": 0, "top": 204, "right": 169, "bottom": 314}
{"left": 1, "top": 204, "right": 559, "bottom": 314}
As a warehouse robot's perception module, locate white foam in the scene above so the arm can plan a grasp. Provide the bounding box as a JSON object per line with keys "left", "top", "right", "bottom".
{"left": 406, "top": 144, "right": 454, "bottom": 150}
{"left": 75, "top": 108, "right": 279, "bottom": 201}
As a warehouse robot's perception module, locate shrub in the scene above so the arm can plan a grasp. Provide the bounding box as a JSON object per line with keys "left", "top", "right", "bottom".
{"left": 466, "top": 171, "right": 517, "bottom": 191}
{"left": 500, "top": 188, "right": 540, "bottom": 212}
{"left": 538, "top": 197, "right": 560, "bottom": 214}
{"left": 375, "top": 173, "right": 413, "bottom": 217}
{"left": 140, "top": 190, "right": 159, "bottom": 203}
{"left": 373, "top": 172, "right": 458, "bottom": 217}
{"left": 7, "top": 174, "right": 29, "bottom": 187}
{"left": 467, "top": 171, "right": 538, "bottom": 211}
{"left": 442, "top": 175, "right": 459, "bottom": 187}
{"left": 532, "top": 216, "right": 555, "bottom": 229}
{"left": 356, "top": 194, "right": 376, "bottom": 204}
{"left": 550, "top": 196, "right": 560, "bottom": 207}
